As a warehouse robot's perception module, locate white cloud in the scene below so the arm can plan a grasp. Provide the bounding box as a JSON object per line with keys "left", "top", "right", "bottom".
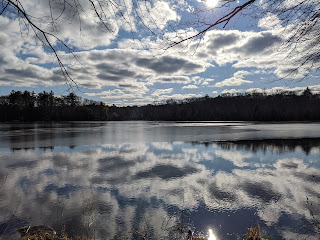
{"left": 182, "top": 85, "right": 198, "bottom": 89}
{"left": 138, "top": 1, "right": 180, "bottom": 30}
{"left": 194, "top": 27, "right": 316, "bottom": 79}
{"left": 191, "top": 76, "right": 215, "bottom": 85}
{"left": 152, "top": 88, "right": 173, "bottom": 96}
{"left": 156, "top": 93, "right": 202, "bottom": 101}
{"left": 0, "top": 0, "right": 318, "bottom": 104}
{"left": 234, "top": 70, "right": 251, "bottom": 79}
{"left": 258, "top": 13, "right": 282, "bottom": 30}
{"left": 221, "top": 89, "right": 241, "bottom": 94}
{"left": 215, "top": 71, "right": 252, "bottom": 87}
{"left": 153, "top": 76, "right": 190, "bottom": 83}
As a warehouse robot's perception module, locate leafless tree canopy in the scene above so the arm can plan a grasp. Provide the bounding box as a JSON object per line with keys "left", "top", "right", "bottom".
{"left": 1, "top": 0, "right": 320, "bottom": 81}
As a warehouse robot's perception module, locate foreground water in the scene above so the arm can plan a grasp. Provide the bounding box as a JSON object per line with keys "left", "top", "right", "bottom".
{"left": 0, "top": 121, "right": 319, "bottom": 239}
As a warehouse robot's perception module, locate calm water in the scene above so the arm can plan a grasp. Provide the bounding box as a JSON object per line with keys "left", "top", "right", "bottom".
{"left": 0, "top": 121, "right": 320, "bottom": 239}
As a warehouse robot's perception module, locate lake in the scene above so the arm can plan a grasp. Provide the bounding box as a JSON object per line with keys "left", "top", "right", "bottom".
{"left": 0, "top": 121, "right": 319, "bottom": 239}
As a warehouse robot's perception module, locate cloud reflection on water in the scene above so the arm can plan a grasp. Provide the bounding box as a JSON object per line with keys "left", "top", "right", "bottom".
{"left": 0, "top": 140, "right": 319, "bottom": 239}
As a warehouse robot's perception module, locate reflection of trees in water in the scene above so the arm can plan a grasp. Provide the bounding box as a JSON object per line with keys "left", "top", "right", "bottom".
{"left": 217, "top": 138, "right": 320, "bottom": 155}
{"left": 11, "top": 146, "right": 54, "bottom": 151}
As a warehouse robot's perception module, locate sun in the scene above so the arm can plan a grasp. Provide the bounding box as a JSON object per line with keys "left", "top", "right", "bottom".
{"left": 206, "top": 0, "right": 219, "bottom": 8}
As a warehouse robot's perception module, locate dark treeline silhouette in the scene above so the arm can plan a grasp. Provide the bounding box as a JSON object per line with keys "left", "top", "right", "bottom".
{"left": 0, "top": 90, "right": 108, "bottom": 121}
{"left": 110, "top": 88, "right": 320, "bottom": 121}
{"left": 1, "top": 88, "right": 320, "bottom": 121}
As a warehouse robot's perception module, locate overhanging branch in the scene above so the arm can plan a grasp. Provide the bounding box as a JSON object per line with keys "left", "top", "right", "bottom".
{"left": 165, "top": 0, "right": 256, "bottom": 49}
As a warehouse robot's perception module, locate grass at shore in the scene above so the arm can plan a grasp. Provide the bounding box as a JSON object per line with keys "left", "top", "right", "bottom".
{"left": 13, "top": 223, "right": 267, "bottom": 240}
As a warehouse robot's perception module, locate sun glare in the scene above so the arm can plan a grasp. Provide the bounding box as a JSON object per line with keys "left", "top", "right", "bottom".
{"left": 206, "top": 0, "right": 219, "bottom": 8}
{"left": 208, "top": 229, "right": 217, "bottom": 240}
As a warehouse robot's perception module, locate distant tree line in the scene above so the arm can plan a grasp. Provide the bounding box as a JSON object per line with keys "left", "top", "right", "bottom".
{"left": 0, "top": 90, "right": 108, "bottom": 121}
{"left": 110, "top": 88, "right": 320, "bottom": 121}
{"left": 0, "top": 88, "right": 319, "bottom": 122}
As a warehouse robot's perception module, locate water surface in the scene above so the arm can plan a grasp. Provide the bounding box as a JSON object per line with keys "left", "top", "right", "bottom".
{"left": 0, "top": 122, "right": 319, "bottom": 239}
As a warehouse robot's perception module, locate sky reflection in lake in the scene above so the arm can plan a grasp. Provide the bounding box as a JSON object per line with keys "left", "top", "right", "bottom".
{"left": 0, "top": 122, "right": 320, "bottom": 239}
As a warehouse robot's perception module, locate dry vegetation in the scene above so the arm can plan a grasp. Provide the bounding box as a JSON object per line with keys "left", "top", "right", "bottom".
{"left": 12, "top": 223, "right": 268, "bottom": 240}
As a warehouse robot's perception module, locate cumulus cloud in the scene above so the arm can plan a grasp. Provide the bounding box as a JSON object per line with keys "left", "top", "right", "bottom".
{"left": 191, "top": 76, "right": 215, "bottom": 85}
{"left": 20, "top": 0, "right": 118, "bottom": 50}
{"left": 136, "top": 1, "right": 180, "bottom": 30}
{"left": 136, "top": 56, "right": 205, "bottom": 75}
{"left": 194, "top": 26, "right": 315, "bottom": 79}
{"left": 0, "top": 1, "right": 188, "bottom": 93}
{"left": 220, "top": 89, "right": 241, "bottom": 94}
{"left": 182, "top": 85, "right": 198, "bottom": 89}
{"left": 199, "top": 30, "right": 282, "bottom": 63}
{"left": 258, "top": 13, "right": 283, "bottom": 30}
{"left": 154, "top": 76, "right": 190, "bottom": 83}
{"left": 58, "top": 49, "right": 207, "bottom": 93}
{"left": 0, "top": 16, "right": 63, "bottom": 87}
{"left": 215, "top": 70, "right": 252, "bottom": 87}
{"left": 0, "top": 0, "right": 318, "bottom": 104}
{"left": 156, "top": 93, "right": 202, "bottom": 101}
{"left": 152, "top": 88, "right": 173, "bottom": 96}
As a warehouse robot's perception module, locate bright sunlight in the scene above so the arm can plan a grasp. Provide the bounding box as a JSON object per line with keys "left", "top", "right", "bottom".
{"left": 206, "top": 0, "right": 219, "bottom": 8}
{"left": 208, "top": 229, "right": 217, "bottom": 240}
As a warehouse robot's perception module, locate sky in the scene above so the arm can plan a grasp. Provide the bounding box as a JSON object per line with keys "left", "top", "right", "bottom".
{"left": 0, "top": 0, "right": 320, "bottom": 106}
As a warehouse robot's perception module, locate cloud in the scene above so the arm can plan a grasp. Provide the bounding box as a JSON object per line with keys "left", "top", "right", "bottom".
{"left": 206, "top": 31, "right": 239, "bottom": 55}
{"left": 215, "top": 70, "right": 252, "bottom": 87}
{"left": 258, "top": 13, "right": 283, "bottom": 30}
{"left": 20, "top": 1, "right": 118, "bottom": 50}
{"left": 182, "top": 85, "right": 198, "bottom": 89}
{"left": 191, "top": 76, "right": 215, "bottom": 85}
{"left": 154, "top": 76, "right": 190, "bottom": 83}
{"left": 136, "top": 56, "right": 205, "bottom": 75}
{"left": 136, "top": 1, "right": 180, "bottom": 30}
{"left": 96, "top": 63, "right": 137, "bottom": 78}
{"left": 152, "top": 88, "right": 173, "bottom": 96}
{"left": 59, "top": 49, "right": 206, "bottom": 92}
{"left": 234, "top": 70, "right": 251, "bottom": 79}
{"left": 85, "top": 90, "right": 123, "bottom": 97}
{"left": 231, "top": 32, "right": 281, "bottom": 56}
{"left": 0, "top": 1, "right": 318, "bottom": 105}
{"left": 156, "top": 93, "right": 202, "bottom": 101}
{"left": 221, "top": 89, "right": 241, "bottom": 94}
{"left": 85, "top": 84, "right": 149, "bottom": 101}
{"left": 0, "top": 1, "right": 187, "bottom": 93}
{"left": 195, "top": 27, "right": 314, "bottom": 79}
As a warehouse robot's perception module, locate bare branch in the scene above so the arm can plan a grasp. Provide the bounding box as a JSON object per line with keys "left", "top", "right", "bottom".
{"left": 165, "top": 0, "right": 256, "bottom": 49}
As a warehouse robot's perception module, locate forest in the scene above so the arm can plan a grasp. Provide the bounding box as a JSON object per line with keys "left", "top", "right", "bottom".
{"left": 0, "top": 91, "right": 108, "bottom": 121}
{"left": 0, "top": 88, "right": 319, "bottom": 122}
